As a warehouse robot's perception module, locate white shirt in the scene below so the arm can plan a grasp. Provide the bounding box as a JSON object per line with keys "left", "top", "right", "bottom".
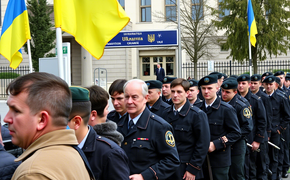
{"left": 205, "top": 97, "right": 217, "bottom": 108}
{"left": 128, "top": 112, "right": 143, "bottom": 126}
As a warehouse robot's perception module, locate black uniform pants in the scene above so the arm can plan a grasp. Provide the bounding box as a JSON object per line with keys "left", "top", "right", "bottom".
{"left": 248, "top": 142, "right": 267, "bottom": 180}
{"left": 269, "top": 132, "right": 281, "bottom": 180}
{"left": 229, "top": 140, "right": 246, "bottom": 180}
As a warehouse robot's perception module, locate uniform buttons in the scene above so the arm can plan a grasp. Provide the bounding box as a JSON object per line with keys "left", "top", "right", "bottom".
{"left": 223, "top": 150, "right": 225, "bottom": 151}
{"left": 215, "top": 123, "right": 216, "bottom": 125}
{"left": 98, "top": 136, "right": 101, "bottom": 138}
{"left": 124, "top": 142, "right": 127, "bottom": 145}
{"left": 140, "top": 145, "right": 142, "bottom": 147}
{"left": 181, "top": 128, "right": 183, "bottom": 130}
{"left": 152, "top": 115, "right": 155, "bottom": 118}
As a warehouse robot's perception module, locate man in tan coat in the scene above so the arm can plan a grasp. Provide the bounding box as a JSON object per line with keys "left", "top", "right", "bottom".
{"left": 4, "top": 72, "right": 93, "bottom": 180}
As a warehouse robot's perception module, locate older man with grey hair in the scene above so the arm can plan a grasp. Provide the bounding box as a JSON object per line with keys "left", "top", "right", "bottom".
{"left": 117, "top": 79, "right": 180, "bottom": 180}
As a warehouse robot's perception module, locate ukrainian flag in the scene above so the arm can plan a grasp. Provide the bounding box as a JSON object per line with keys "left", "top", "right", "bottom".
{"left": 248, "top": 0, "right": 258, "bottom": 47}
{"left": 0, "top": 0, "right": 31, "bottom": 69}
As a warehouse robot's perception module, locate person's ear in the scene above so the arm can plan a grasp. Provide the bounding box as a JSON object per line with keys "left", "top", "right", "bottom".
{"left": 36, "top": 111, "right": 49, "bottom": 131}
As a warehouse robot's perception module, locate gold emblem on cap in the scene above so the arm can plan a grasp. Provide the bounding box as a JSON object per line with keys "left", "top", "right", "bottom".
{"left": 204, "top": 78, "right": 209, "bottom": 83}
{"left": 254, "top": 76, "right": 258, "bottom": 80}
{"left": 224, "top": 84, "right": 228, "bottom": 88}
{"left": 146, "top": 83, "right": 150, "bottom": 87}
{"left": 269, "top": 78, "right": 272, "bottom": 81}
{"left": 163, "top": 78, "right": 167, "bottom": 82}
{"left": 165, "top": 131, "right": 175, "bottom": 147}
{"left": 242, "top": 76, "right": 246, "bottom": 80}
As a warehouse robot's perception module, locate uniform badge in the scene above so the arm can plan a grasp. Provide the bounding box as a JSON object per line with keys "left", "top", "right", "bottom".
{"left": 254, "top": 76, "right": 258, "bottom": 80}
{"left": 146, "top": 83, "right": 150, "bottom": 87}
{"left": 165, "top": 131, "right": 175, "bottom": 147}
{"left": 242, "top": 76, "right": 246, "bottom": 80}
{"left": 243, "top": 108, "right": 251, "bottom": 118}
{"left": 189, "top": 81, "right": 194, "bottom": 86}
{"left": 269, "top": 78, "right": 272, "bottom": 82}
{"left": 204, "top": 78, "right": 209, "bottom": 83}
{"left": 224, "top": 84, "right": 228, "bottom": 88}
{"left": 163, "top": 78, "right": 167, "bottom": 82}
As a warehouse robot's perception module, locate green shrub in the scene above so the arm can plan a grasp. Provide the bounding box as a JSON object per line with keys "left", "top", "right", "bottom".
{"left": 0, "top": 72, "right": 20, "bottom": 79}
{"left": 272, "top": 69, "right": 290, "bottom": 73}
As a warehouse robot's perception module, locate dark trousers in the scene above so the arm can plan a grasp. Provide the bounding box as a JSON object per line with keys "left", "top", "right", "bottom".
{"left": 245, "top": 148, "right": 250, "bottom": 180}
{"left": 248, "top": 142, "right": 267, "bottom": 180}
{"left": 212, "top": 167, "right": 230, "bottom": 180}
{"left": 282, "top": 125, "right": 290, "bottom": 173}
{"left": 229, "top": 140, "right": 246, "bottom": 180}
{"left": 269, "top": 133, "right": 281, "bottom": 180}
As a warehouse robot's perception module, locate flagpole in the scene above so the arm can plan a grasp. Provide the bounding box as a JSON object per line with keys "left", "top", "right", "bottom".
{"left": 27, "top": 39, "right": 33, "bottom": 73}
{"left": 56, "top": 27, "right": 64, "bottom": 79}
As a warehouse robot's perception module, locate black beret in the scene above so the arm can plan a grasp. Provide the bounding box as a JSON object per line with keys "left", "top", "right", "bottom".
{"left": 262, "top": 75, "right": 276, "bottom": 84}
{"left": 275, "top": 76, "right": 281, "bottom": 84}
{"left": 221, "top": 78, "right": 238, "bottom": 89}
{"left": 69, "top": 86, "right": 90, "bottom": 102}
{"left": 162, "top": 77, "right": 177, "bottom": 84}
{"left": 286, "top": 73, "right": 290, "bottom": 80}
{"left": 274, "top": 70, "right": 285, "bottom": 76}
{"left": 222, "top": 73, "right": 228, "bottom": 79}
{"left": 209, "top": 72, "right": 222, "bottom": 79}
{"left": 198, "top": 75, "right": 218, "bottom": 86}
{"left": 261, "top": 72, "right": 273, "bottom": 78}
{"left": 250, "top": 74, "right": 261, "bottom": 81}
{"left": 188, "top": 79, "right": 198, "bottom": 87}
{"left": 237, "top": 74, "right": 250, "bottom": 82}
{"left": 145, "top": 80, "right": 162, "bottom": 89}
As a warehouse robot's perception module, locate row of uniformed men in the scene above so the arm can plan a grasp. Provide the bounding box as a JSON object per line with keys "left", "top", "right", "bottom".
{"left": 104, "top": 71, "right": 290, "bottom": 180}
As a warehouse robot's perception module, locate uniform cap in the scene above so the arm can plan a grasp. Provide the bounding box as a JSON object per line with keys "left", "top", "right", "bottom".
{"left": 145, "top": 80, "right": 162, "bottom": 89}
{"left": 286, "top": 73, "right": 290, "bottom": 80}
{"left": 250, "top": 74, "right": 261, "bottom": 81}
{"left": 262, "top": 75, "right": 276, "bottom": 84}
{"left": 209, "top": 72, "right": 223, "bottom": 79}
{"left": 69, "top": 86, "right": 90, "bottom": 102}
{"left": 237, "top": 74, "right": 250, "bottom": 82}
{"left": 221, "top": 78, "right": 238, "bottom": 89}
{"left": 261, "top": 72, "right": 273, "bottom": 79}
{"left": 198, "top": 75, "right": 218, "bottom": 87}
{"left": 188, "top": 79, "right": 198, "bottom": 87}
{"left": 162, "top": 77, "right": 177, "bottom": 84}
{"left": 274, "top": 70, "right": 285, "bottom": 76}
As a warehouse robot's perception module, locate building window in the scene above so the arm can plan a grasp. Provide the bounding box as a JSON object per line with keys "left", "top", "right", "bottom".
{"left": 165, "top": 0, "right": 176, "bottom": 21}
{"left": 142, "top": 57, "right": 150, "bottom": 76}
{"left": 192, "top": 0, "right": 203, "bottom": 20}
{"left": 166, "top": 57, "right": 174, "bottom": 75}
{"left": 118, "top": 0, "right": 125, "bottom": 10}
{"left": 141, "top": 0, "right": 151, "bottom": 22}
{"left": 219, "top": 0, "right": 230, "bottom": 19}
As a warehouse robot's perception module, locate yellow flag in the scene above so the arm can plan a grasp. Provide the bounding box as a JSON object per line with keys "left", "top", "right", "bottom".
{"left": 54, "top": 0, "right": 130, "bottom": 59}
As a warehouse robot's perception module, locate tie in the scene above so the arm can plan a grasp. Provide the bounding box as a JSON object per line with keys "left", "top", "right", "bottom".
{"left": 206, "top": 106, "right": 211, "bottom": 112}
{"left": 128, "top": 120, "right": 134, "bottom": 130}
{"left": 174, "top": 110, "right": 177, "bottom": 115}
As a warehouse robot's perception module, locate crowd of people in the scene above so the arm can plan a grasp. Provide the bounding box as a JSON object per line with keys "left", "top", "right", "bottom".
{"left": 0, "top": 70, "right": 290, "bottom": 180}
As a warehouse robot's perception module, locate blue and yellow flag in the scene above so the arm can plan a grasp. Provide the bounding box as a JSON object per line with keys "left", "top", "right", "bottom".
{"left": 247, "top": 0, "right": 258, "bottom": 47}
{"left": 54, "top": 0, "right": 130, "bottom": 60}
{"left": 0, "top": 0, "right": 31, "bottom": 69}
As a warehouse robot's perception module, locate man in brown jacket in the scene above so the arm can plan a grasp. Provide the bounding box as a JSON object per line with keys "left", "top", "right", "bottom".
{"left": 3, "top": 72, "right": 93, "bottom": 180}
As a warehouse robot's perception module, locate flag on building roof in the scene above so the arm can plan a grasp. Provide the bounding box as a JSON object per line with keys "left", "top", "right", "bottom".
{"left": 0, "top": 0, "right": 31, "bottom": 69}
{"left": 247, "top": 0, "right": 258, "bottom": 47}
{"left": 54, "top": 0, "right": 130, "bottom": 60}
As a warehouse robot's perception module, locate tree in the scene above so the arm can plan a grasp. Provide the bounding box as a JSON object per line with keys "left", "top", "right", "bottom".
{"left": 24, "top": 0, "right": 56, "bottom": 72}
{"left": 156, "top": 0, "right": 216, "bottom": 78}
{"left": 213, "top": 0, "right": 290, "bottom": 73}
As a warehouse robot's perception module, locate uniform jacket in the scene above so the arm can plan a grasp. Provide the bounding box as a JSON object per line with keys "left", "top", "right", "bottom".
{"left": 107, "top": 110, "right": 122, "bottom": 124}
{"left": 162, "top": 96, "right": 173, "bottom": 105}
{"left": 199, "top": 96, "right": 241, "bottom": 167}
{"left": 162, "top": 100, "right": 210, "bottom": 179}
{"left": 256, "top": 89, "right": 273, "bottom": 139}
{"left": 243, "top": 91, "right": 267, "bottom": 143}
{"left": 228, "top": 95, "right": 253, "bottom": 155}
{"left": 269, "top": 90, "right": 290, "bottom": 133}
{"left": 155, "top": 67, "right": 165, "bottom": 81}
{"left": 83, "top": 126, "right": 130, "bottom": 180}
{"left": 12, "top": 129, "right": 91, "bottom": 180}
{"left": 147, "top": 96, "right": 170, "bottom": 119}
{"left": 117, "top": 107, "right": 180, "bottom": 180}
{"left": 0, "top": 144, "right": 21, "bottom": 180}
{"left": 192, "top": 97, "right": 203, "bottom": 107}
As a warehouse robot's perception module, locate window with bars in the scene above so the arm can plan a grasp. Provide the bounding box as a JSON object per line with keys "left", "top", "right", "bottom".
{"left": 165, "top": 0, "right": 176, "bottom": 21}
{"left": 141, "top": 0, "right": 151, "bottom": 22}
{"left": 191, "top": 0, "right": 204, "bottom": 20}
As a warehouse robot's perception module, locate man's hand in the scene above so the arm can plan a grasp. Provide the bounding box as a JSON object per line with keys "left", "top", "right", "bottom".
{"left": 208, "top": 142, "right": 216, "bottom": 153}
{"left": 183, "top": 171, "right": 195, "bottom": 180}
{"left": 129, "top": 174, "right": 144, "bottom": 180}
{"left": 251, "top": 141, "right": 260, "bottom": 151}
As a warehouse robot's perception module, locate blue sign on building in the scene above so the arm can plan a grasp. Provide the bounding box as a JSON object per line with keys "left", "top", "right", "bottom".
{"left": 105, "top": 30, "right": 178, "bottom": 48}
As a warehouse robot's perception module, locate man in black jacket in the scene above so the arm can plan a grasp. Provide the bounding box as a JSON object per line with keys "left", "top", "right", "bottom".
{"left": 68, "top": 86, "right": 130, "bottom": 180}
{"left": 162, "top": 78, "right": 210, "bottom": 180}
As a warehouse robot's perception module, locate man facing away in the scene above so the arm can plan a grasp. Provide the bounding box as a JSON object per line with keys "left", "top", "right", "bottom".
{"left": 162, "top": 78, "right": 210, "bottom": 180}
{"left": 108, "top": 79, "right": 128, "bottom": 123}
{"left": 4, "top": 72, "right": 92, "bottom": 180}
{"left": 117, "top": 79, "right": 180, "bottom": 180}
{"left": 68, "top": 86, "right": 130, "bottom": 180}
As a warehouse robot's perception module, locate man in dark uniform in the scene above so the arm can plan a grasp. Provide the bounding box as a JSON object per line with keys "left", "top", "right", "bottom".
{"left": 187, "top": 79, "right": 203, "bottom": 106}
{"left": 263, "top": 75, "right": 290, "bottom": 180}
{"left": 162, "top": 78, "right": 210, "bottom": 180}
{"left": 108, "top": 79, "right": 127, "bottom": 123}
{"left": 145, "top": 80, "right": 170, "bottom": 118}
{"left": 250, "top": 74, "right": 273, "bottom": 179}
{"left": 68, "top": 86, "right": 130, "bottom": 180}
{"left": 221, "top": 78, "right": 253, "bottom": 180}
{"left": 209, "top": 72, "right": 224, "bottom": 97}
{"left": 199, "top": 75, "right": 241, "bottom": 180}
{"left": 161, "top": 77, "right": 176, "bottom": 105}
{"left": 261, "top": 72, "right": 273, "bottom": 92}
{"left": 117, "top": 79, "right": 180, "bottom": 180}
{"left": 284, "top": 73, "right": 290, "bottom": 89}
{"left": 237, "top": 74, "right": 267, "bottom": 180}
